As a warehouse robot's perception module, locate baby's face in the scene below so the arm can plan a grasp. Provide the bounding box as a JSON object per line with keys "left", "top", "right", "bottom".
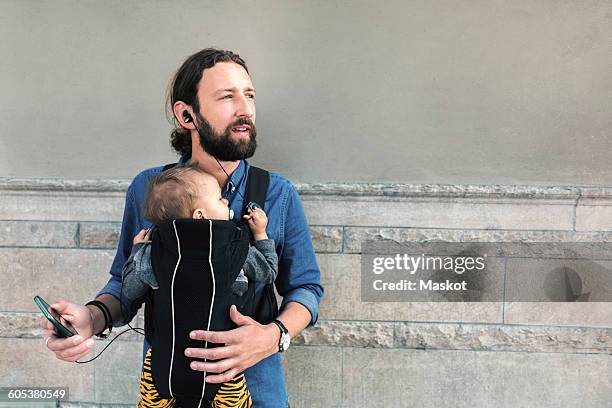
{"left": 192, "top": 175, "right": 231, "bottom": 220}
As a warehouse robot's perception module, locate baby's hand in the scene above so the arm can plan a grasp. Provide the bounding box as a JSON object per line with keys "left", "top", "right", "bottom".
{"left": 133, "top": 228, "right": 151, "bottom": 245}
{"left": 243, "top": 208, "right": 268, "bottom": 240}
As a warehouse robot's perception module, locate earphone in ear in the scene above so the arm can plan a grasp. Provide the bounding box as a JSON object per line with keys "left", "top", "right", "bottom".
{"left": 182, "top": 110, "right": 193, "bottom": 123}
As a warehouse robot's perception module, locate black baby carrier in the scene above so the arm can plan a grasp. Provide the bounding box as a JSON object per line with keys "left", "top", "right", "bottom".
{"left": 143, "top": 165, "right": 278, "bottom": 406}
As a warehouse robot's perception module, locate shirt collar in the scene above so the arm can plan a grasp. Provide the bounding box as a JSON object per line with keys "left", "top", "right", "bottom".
{"left": 223, "top": 159, "right": 247, "bottom": 197}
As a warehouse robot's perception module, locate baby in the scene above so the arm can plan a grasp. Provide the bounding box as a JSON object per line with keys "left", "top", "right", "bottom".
{"left": 120, "top": 163, "right": 277, "bottom": 408}
{"left": 121, "top": 163, "right": 277, "bottom": 301}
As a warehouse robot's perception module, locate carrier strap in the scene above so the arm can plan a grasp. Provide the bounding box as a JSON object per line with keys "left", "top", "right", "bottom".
{"left": 242, "top": 166, "right": 270, "bottom": 242}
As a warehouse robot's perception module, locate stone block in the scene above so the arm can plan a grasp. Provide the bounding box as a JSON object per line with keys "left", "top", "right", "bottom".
{"left": 79, "top": 222, "right": 121, "bottom": 249}
{"left": 310, "top": 226, "right": 343, "bottom": 253}
{"left": 318, "top": 253, "right": 502, "bottom": 323}
{"left": 93, "top": 340, "right": 143, "bottom": 404}
{"left": 394, "top": 322, "right": 612, "bottom": 353}
{"left": 294, "top": 320, "right": 612, "bottom": 354}
{"left": 342, "top": 348, "right": 612, "bottom": 407}
{"left": 295, "top": 320, "right": 394, "bottom": 348}
{"left": 344, "top": 227, "right": 612, "bottom": 253}
{"left": 575, "top": 191, "right": 612, "bottom": 231}
{"left": 0, "top": 338, "right": 94, "bottom": 402}
{"left": 0, "top": 178, "right": 128, "bottom": 192}
{"left": 302, "top": 195, "right": 575, "bottom": 230}
{"left": 0, "top": 190, "right": 125, "bottom": 222}
{"left": 295, "top": 183, "right": 580, "bottom": 200}
{"left": 0, "top": 248, "right": 114, "bottom": 311}
{"left": 0, "top": 221, "right": 77, "bottom": 248}
{"left": 76, "top": 223, "right": 341, "bottom": 252}
{"left": 0, "top": 311, "right": 145, "bottom": 342}
{"left": 0, "top": 312, "right": 45, "bottom": 338}
{"left": 504, "top": 302, "right": 612, "bottom": 328}
{"left": 284, "top": 346, "right": 342, "bottom": 408}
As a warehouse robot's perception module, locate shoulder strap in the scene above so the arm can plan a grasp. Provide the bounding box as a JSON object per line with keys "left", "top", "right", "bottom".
{"left": 241, "top": 166, "right": 270, "bottom": 244}
{"left": 242, "top": 166, "right": 278, "bottom": 323}
{"left": 242, "top": 166, "right": 270, "bottom": 213}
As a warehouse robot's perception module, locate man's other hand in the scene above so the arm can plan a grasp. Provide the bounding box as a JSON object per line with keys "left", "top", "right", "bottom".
{"left": 185, "top": 305, "right": 280, "bottom": 383}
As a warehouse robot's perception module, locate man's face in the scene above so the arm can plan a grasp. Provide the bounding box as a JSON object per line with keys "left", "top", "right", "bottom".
{"left": 193, "top": 62, "right": 257, "bottom": 161}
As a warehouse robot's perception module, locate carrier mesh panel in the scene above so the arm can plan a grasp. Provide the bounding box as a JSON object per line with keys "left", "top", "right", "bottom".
{"left": 146, "top": 219, "right": 252, "bottom": 404}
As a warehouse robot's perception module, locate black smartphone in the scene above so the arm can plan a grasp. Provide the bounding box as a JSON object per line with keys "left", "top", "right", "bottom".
{"left": 33, "top": 295, "right": 77, "bottom": 338}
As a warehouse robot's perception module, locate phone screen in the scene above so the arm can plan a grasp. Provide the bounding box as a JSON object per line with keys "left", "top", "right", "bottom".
{"left": 34, "top": 296, "right": 77, "bottom": 337}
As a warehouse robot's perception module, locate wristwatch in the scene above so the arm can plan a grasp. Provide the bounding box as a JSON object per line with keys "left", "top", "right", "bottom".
{"left": 272, "top": 319, "right": 290, "bottom": 352}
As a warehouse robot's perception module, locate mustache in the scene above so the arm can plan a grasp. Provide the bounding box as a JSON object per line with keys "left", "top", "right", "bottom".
{"left": 229, "top": 118, "right": 255, "bottom": 128}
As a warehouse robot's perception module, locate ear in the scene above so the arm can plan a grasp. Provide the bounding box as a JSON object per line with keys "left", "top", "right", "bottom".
{"left": 173, "top": 101, "right": 196, "bottom": 130}
{"left": 192, "top": 208, "right": 207, "bottom": 219}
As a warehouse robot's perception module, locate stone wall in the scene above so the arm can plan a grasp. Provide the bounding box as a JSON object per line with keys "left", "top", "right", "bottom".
{"left": 1, "top": 178, "right": 611, "bottom": 407}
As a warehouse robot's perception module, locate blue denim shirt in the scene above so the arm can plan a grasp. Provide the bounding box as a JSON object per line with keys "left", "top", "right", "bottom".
{"left": 97, "top": 159, "right": 324, "bottom": 407}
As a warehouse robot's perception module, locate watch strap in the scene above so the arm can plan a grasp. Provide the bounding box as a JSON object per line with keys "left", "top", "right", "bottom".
{"left": 272, "top": 319, "right": 288, "bottom": 335}
{"left": 272, "top": 319, "right": 289, "bottom": 352}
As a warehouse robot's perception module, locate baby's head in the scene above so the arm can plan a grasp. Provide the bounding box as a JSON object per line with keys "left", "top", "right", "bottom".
{"left": 143, "top": 163, "right": 231, "bottom": 225}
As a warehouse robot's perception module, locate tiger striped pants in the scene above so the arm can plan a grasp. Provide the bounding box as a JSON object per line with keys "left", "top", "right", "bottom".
{"left": 137, "top": 348, "right": 252, "bottom": 408}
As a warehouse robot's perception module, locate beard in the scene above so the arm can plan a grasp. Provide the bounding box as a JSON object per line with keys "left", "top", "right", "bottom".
{"left": 193, "top": 112, "right": 257, "bottom": 161}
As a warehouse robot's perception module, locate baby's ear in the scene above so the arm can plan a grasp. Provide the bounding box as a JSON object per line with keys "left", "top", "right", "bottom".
{"left": 192, "top": 208, "right": 206, "bottom": 219}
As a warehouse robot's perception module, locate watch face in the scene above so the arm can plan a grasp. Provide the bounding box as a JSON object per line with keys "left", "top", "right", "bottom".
{"left": 280, "top": 333, "right": 291, "bottom": 351}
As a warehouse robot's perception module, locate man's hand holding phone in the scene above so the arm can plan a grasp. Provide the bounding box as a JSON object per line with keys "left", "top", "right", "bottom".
{"left": 40, "top": 301, "right": 96, "bottom": 362}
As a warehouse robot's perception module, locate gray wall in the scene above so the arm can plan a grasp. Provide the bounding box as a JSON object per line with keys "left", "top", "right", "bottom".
{"left": 1, "top": 0, "right": 611, "bottom": 185}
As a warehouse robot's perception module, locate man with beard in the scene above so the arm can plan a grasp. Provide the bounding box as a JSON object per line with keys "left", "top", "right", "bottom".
{"left": 41, "top": 48, "right": 324, "bottom": 408}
